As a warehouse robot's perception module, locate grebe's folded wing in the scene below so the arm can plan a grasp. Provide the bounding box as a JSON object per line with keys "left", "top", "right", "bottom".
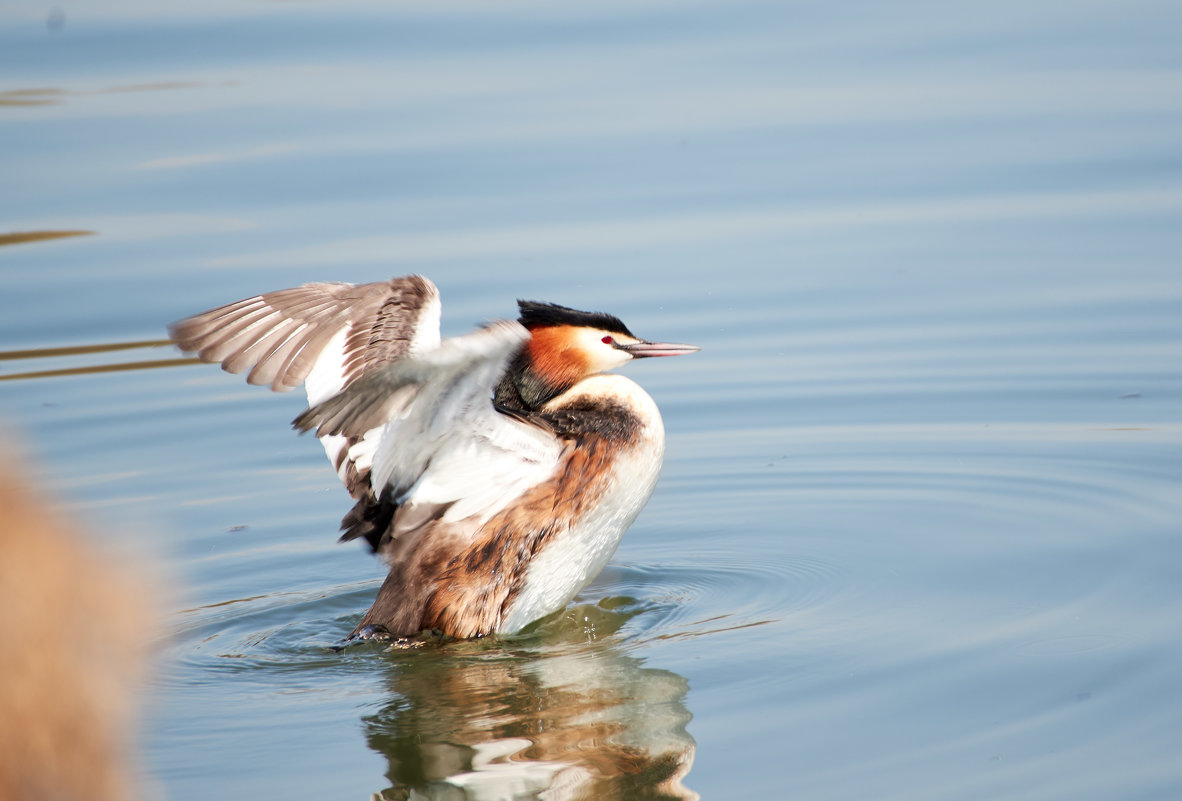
{"left": 294, "top": 321, "right": 561, "bottom": 522}
{"left": 168, "top": 275, "right": 441, "bottom": 396}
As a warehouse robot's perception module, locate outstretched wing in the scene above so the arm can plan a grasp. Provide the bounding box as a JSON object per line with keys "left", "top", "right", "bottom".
{"left": 168, "top": 275, "right": 440, "bottom": 394}
{"left": 294, "top": 321, "right": 562, "bottom": 530}
{"left": 168, "top": 275, "right": 442, "bottom": 496}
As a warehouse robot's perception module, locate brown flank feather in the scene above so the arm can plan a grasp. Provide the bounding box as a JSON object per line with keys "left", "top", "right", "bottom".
{"left": 353, "top": 402, "right": 640, "bottom": 639}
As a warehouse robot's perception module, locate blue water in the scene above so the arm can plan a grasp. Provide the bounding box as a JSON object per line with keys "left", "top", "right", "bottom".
{"left": 3, "top": 1, "right": 1181, "bottom": 799}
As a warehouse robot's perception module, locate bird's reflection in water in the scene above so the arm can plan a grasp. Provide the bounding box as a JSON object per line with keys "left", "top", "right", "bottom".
{"left": 363, "top": 598, "right": 697, "bottom": 800}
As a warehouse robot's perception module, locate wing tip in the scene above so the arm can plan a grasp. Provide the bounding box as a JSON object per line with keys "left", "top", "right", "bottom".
{"left": 291, "top": 405, "right": 321, "bottom": 434}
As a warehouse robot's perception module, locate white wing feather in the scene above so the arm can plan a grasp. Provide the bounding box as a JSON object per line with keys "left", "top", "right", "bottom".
{"left": 294, "top": 321, "right": 562, "bottom": 526}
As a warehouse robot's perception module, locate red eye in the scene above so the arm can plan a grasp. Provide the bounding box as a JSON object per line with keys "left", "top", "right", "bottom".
{"left": 602, "top": 336, "right": 614, "bottom": 344}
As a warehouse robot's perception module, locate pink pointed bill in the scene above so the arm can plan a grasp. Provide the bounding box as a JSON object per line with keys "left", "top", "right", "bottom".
{"left": 619, "top": 340, "right": 701, "bottom": 358}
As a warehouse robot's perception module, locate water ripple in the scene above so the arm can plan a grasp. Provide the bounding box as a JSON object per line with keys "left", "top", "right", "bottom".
{"left": 587, "top": 550, "right": 847, "bottom": 647}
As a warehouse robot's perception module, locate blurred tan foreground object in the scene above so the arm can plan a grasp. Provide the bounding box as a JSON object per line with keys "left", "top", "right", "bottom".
{"left": 0, "top": 438, "right": 155, "bottom": 801}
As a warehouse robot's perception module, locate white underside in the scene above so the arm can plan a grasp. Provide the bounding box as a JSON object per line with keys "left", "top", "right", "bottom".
{"left": 498, "top": 376, "right": 666, "bottom": 634}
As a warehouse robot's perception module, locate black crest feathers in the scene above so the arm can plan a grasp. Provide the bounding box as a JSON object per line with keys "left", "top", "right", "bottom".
{"left": 516, "top": 300, "right": 635, "bottom": 338}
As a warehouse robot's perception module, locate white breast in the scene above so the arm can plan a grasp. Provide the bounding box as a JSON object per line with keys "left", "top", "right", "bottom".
{"left": 499, "top": 376, "right": 666, "bottom": 634}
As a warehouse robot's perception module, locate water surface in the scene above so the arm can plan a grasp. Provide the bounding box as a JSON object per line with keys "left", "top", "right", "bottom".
{"left": 2, "top": 1, "right": 1181, "bottom": 799}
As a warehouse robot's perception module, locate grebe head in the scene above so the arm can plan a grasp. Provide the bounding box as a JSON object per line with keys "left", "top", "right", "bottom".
{"left": 506, "top": 301, "right": 699, "bottom": 408}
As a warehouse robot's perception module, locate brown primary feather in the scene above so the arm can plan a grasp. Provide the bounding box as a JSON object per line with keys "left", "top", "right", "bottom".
{"left": 173, "top": 291, "right": 344, "bottom": 386}
{"left": 342, "top": 275, "right": 436, "bottom": 386}
{"left": 168, "top": 276, "right": 439, "bottom": 392}
{"left": 219, "top": 314, "right": 299, "bottom": 376}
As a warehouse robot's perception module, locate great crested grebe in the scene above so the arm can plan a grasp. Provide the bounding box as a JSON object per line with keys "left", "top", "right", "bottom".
{"left": 170, "top": 275, "right": 698, "bottom": 641}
